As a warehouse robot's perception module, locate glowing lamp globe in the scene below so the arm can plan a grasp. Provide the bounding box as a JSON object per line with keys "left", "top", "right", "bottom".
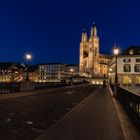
{"left": 25, "top": 53, "right": 32, "bottom": 61}
{"left": 113, "top": 48, "right": 119, "bottom": 55}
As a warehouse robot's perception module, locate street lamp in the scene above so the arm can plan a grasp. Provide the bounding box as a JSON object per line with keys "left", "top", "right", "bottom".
{"left": 25, "top": 53, "right": 32, "bottom": 81}
{"left": 70, "top": 68, "right": 74, "bottom": 76}
{"left": 70, "top": 68, "right": 74, "bottom": 85}
{"left": 26, "top": 54, "right": 32, "bottom": 60}
{"left": 109, "top": 68, "right": 112, "bottom": 84}
{"left": 113, "top": 47, "right": 119, "bottom": 97}
{"left": 113, "top": 47, "right": 119, "bottom": 84}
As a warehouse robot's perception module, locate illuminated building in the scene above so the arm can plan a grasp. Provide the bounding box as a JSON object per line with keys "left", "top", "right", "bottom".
{"left": 109, "top": 46, "right": 140, "bottom": 85}
{"left": 0, "top": 63, "right": 23, "bottom": 82}
{"left": 79, "top": 23, "right": 111, "bottom": 78}
{"left": 23, "top": 65, "right": 39, "bottom": 82}
{"left": 66, "top": 64, "right": 79, "bottom": 76}
{"left": 38, "top": 63, "right": 73, "bottom": 82}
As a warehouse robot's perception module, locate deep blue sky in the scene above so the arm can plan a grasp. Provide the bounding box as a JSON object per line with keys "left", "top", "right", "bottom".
{"left": 0, "top": 0, "right": 140, "bottom": 64}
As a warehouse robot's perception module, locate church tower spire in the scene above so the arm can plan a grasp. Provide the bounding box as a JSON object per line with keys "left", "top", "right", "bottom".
{"left": 79, "top": 29, "right": 88, "bottom": 76}
{"left": 81, "top": 29, "right": 87, "bottom": 42}
{"left": 79, "top": 23, "right": 110, "bottom": 78}
{"left": 88, "top": 23, "right": 99, "bottom": 77}
{"left": 90, "top": 23, "right": 97, "bottom": 36}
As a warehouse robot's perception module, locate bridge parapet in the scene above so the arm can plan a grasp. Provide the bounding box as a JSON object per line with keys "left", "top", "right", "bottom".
{"left": 110, "top": 85, "right": 140, "bottom": 131}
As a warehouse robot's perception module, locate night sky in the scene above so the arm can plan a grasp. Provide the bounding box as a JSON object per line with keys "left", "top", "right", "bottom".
{"left": 0, "top": 0, "right": 140, "bottom": 64}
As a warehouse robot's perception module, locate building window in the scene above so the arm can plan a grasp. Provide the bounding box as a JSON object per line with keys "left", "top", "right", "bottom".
{"left": 83, "top": 51, "right": 88, "bottom": 58}
{"left": 123, "top": 65, "right": 131, "bottom": 72}
{"left": 136, "top": 58, "right": 140, "bottom": 62}
{"left": 122, "top": 76, "right": 131, "bottom": 85}
{"left": 129, "top": 49, "right": 134, "bottom": 55}
{"left": 134, "top": 65, "right": 140, "bottom": 72}
{"left": 135, "top": 76, "right": 140, "bottom": 85}
{"left": 90, "top": 48, "right": 92, "bottom": 51}
{"left": 123, "top": 59, "right": 131, "bottom": 63}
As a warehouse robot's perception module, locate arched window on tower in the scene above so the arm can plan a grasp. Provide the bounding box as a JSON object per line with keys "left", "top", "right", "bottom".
{"left": 95, "top": 47, "right": 97, "bottom": 56}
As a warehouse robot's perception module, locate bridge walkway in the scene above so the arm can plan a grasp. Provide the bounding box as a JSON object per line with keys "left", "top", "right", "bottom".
{"left": 36, "top": 87, "right": 125, "bottom": 140}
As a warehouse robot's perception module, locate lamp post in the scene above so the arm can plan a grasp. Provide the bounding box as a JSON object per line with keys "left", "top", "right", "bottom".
{"left": 25, "top": 53, "right": 32, "bottom": 81}
{"left": 113, "top": 47, "right": 119, "bottom": 84}
{"left": 70, "top": 68, "right": 74, "bottom": 76}
{"left": 109, "top": 68, "right": 112, "bottom": 84}
{"left": 70, "top": 68, "right": 74, "bottom": 85}
{"left": 113, "top": 47, "right": 119, "bottom": 97}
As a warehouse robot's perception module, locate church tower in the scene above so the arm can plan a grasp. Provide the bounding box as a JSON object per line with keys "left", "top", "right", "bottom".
{"left": 79, "top": 24, "right": 100, "bottom": 77}
{"left": 88, "top": 23, "right": 100, "bottom": 76}
{"left": 79, "top": 30, "right": 88, "bottom": 75}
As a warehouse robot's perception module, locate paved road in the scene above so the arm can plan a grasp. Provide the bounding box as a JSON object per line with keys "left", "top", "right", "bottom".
{"left": 37, "top": 88, "right": 125, "bottom": 140}
{"left": 0, "top": 84, "right": 96, "bottom": 140}
{"left": 0, "top": 84, "right": 89, "bottom": 100}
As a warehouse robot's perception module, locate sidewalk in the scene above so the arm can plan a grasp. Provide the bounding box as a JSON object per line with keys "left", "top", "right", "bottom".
{"left": 36, "top": 88, "right": 125, "bottom": 140}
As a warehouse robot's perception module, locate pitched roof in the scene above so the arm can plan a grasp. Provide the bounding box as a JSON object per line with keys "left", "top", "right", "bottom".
{"left": 121, "top": 46, "right": 140, "bottom": 55}
{"left": 0, "top": 62, "right": 22, "bottom": 69}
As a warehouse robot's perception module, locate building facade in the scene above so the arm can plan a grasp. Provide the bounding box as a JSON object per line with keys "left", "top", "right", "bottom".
{"left": 23, "top": 65, "right": 39, "bottom": 82}
{"left": 67, "top": 64, "right": 79, "bottom": 76}
{"left": 38, "top": 63, "right": 73, "bottom": 82}
{"left": 0, "top": 62, "right": 23, "bottom": 82}
{"left": 79, "top": 24, "right": 111, "bottom": 78}
{"left": 109, "top": 46, "right": 140, "bottom": 85}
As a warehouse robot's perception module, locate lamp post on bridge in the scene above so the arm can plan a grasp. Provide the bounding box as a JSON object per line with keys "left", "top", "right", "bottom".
{"left": 25, "top": 53, "right": 32, "bottom": 81}
{"left": 113, "top": 47, "right": 120, "bottom": 97}
{"left": 109, "top": 68, "right": 112, "bottom": 84}
{"left": 113, "top": 47, "right": 119, "bottom": 84}
{"left": 70, "top": 68, "right": 74, "bottom": 85}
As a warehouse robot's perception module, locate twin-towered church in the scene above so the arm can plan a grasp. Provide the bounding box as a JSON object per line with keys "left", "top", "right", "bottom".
{"left": 79, "top": 24, "right": 111, "bottom": 78}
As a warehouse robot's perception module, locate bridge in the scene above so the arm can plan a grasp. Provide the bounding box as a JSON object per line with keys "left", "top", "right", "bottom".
{"left": 0, "top": 83, "right": 139, "bottom": 140}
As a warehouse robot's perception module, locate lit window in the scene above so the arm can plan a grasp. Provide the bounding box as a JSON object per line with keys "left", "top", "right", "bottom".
{"left": 123, "top": 76, "right": 131, "bottom": 85}
{"left": 135, "top": 76, "right": 140, "bottom": 85}
{"left": 129, "top": 49, "right": 134, "bottom": 55}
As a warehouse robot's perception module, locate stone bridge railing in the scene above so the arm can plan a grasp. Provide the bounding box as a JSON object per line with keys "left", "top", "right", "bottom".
{"left": 110, "top": 85, "right": 140, "bottom": 131}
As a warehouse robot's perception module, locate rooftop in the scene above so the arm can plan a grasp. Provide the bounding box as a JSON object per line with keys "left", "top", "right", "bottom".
{"left": 121, "top": 46, "right": 140, "bottom": 55}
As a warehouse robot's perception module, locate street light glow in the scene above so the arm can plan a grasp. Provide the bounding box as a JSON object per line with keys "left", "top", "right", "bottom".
{"left": 25, "top": 53, "right": 32, "bottom": 61}
{"left": 70, "top": 68, "right": 74, "bottom": 72}
{"left": 113, "top": 47, "right": 120, "bottom": 84}
{"left": 113, "top": 48, "right": 119, "bottom": 55}
{"left": 24, "top": 53, "right": 32, "bottom": 81}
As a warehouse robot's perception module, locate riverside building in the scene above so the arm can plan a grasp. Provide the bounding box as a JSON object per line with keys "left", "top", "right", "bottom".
{"left": 109, "top": 46, "right": 140, "bottom": 86}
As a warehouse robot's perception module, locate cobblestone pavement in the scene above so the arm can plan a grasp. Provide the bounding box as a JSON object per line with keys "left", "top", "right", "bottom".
{"left": 0, "top": 84, "right": 96, "bottom": 140}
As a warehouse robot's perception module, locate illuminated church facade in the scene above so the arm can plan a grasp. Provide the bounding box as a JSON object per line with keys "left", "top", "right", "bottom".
{"left": 79, "top": 24, "right": 111, "bottom": 78}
